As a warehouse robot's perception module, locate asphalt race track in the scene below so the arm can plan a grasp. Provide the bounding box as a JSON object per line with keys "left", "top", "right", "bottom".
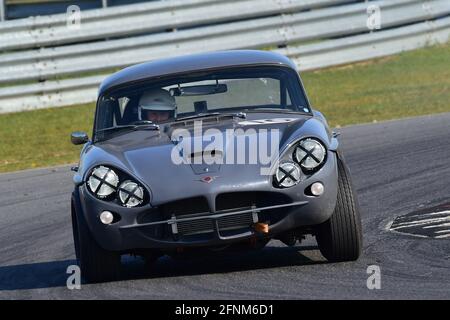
{"left": 0, "top": 113, "right": 449, "bottom": 299}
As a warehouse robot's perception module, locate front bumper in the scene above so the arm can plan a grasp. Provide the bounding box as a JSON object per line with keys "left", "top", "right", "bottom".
{"left": 73, "top": 154, "right": 339, "bottom": 252}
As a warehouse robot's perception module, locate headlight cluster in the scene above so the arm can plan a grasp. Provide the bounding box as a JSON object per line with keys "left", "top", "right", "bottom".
{"left": 275, "top": 161, "right": 301, "bottom": 188}
{"left": 118, "top": 180, "right": 144, "bottom": 208}
{"left": 293, "top": 138, "right": 326, "bottom": 171}
{"left": 274, "top": 138, "right": 326, "bottom": 188}
{"left": 87, "top": 165, "right": 146, "bottom": 207}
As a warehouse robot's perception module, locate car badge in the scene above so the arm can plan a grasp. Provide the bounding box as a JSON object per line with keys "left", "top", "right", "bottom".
{"left": 198, "top": 176, "right": 219, "bottom": 183}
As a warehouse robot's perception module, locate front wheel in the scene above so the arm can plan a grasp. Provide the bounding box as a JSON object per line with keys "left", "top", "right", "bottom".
{"left": 71, "top": 200, "right": 121, "bottom": 283}
{"left": 315, "top": 157, "right": 362, "bottom": 262}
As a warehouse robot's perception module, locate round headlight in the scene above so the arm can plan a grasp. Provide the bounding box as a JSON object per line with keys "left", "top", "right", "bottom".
{"left": 118, "top": 180, "right": 144, "bottom": 207}
{"left": 87, "top": 166, "right": 119, "bottom": 198}
{"left": 294, "top": 138, "right": 326, "bottom": 171}
{"left": 275, "top": 161, "right": 301, "bottom": 188}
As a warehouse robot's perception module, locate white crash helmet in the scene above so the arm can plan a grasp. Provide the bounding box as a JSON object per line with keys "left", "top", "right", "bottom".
{"left": 138, "top": 88, "right": 176, "bottom": 120}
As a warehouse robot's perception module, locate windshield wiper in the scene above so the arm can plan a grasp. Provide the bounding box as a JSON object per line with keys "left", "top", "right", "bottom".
{"left": 244, "top": 108, "right": 308, "bottom": 114}
{"left": 96, "top": 122, "right": 160, "bottom": 135}
{"left": 175, "top": 112, "right": 220, "bottom": 121}
{"left": 175, "top": 112, "right": 246, "bottom": 122}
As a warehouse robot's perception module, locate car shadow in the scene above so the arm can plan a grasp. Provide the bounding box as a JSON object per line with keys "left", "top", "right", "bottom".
{"left": 121, "top": 245, "right": 327, "bottom": 281}
{"left": 0, "top": 259, "right": 77, "bottom": 291}
{"left": 0, "top": 245, "right": 326, "bottom": 290}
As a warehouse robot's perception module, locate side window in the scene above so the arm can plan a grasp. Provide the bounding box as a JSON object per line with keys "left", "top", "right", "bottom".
{"left": 98, "top": 98, "right": 117, "bottom": 129}
{"left": 116, "top": 96, "right": 140, "bottom": 125}
{"left": 286, "top": 88, "right": 292, "bottom": 106}
{"left": 118, "top": 97, "right": 130, "bottom": 117}
{"left": 110, "top": 98, "right": 129, "bottom": 126}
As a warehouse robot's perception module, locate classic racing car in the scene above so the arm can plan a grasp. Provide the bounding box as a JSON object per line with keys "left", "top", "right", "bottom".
{"left": 71, "top": 50, "right": 362, "bottom": 283}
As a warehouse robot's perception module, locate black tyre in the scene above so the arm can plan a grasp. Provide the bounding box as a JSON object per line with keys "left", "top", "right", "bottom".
{"left": 71, "top": 200, "right": 121, "bottom": 283}
{"left": 316, "top": 157, "right": 362, "bottom": 262}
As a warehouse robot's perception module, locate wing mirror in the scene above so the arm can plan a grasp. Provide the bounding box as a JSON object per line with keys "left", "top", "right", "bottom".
{"left": 71, "top": 131, "right": 89, "bottom": 145}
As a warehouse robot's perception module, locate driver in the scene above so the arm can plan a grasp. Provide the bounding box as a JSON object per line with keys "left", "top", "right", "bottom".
{"left": 138, "top": 88, "right": 176, "bottom": 123}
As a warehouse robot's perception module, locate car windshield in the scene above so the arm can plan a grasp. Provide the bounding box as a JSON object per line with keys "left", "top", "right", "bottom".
{"left": 94, "top": 66, "right": 310, "bottom": 140}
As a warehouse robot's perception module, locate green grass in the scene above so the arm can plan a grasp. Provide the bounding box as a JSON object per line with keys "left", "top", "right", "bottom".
{"left": 0, "top": 103, "right": 94, "bottom": 172}
{"left": 302, "top": 43, "right": 450, "bottom": 127}
{"left": 0, "top": 43, "right": 449, "bottom": 173}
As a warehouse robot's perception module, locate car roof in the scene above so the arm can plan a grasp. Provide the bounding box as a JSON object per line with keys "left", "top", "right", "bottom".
{"left": 98, "top": 50, "right": 298, "bottom": 96}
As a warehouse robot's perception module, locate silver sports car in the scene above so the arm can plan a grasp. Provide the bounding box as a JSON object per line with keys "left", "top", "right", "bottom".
{"left": 70, "top": 50, "right": 362, "bottom": 283}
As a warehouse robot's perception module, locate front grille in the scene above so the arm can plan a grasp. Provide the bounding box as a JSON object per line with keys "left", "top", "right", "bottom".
{"left": 216, "top": 191, "right": 291, "bottom": 211}
{"left": 218, "top": 212, "right": 255, "bottom": 230}
{"left": 178, "top": 219, "right": 214, "bottom": 236}
{"left": 216, "top": 192, "right": 292, "bottom": 227}
{"left": 159, "top": 192, "right": 292, "bottom": 238}
{"left": 177, "top": 212, "right": 255, "bottom": 236}
{"left": 159, "top": 196, "right": 209, "bottom": 217}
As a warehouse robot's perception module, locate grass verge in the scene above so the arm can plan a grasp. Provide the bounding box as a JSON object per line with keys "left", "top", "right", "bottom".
{"left": 302, "top": 43, "right": 450, "bottom": 126}
{"left": 0, "top": 43, "right": 449, "bottom": 173}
